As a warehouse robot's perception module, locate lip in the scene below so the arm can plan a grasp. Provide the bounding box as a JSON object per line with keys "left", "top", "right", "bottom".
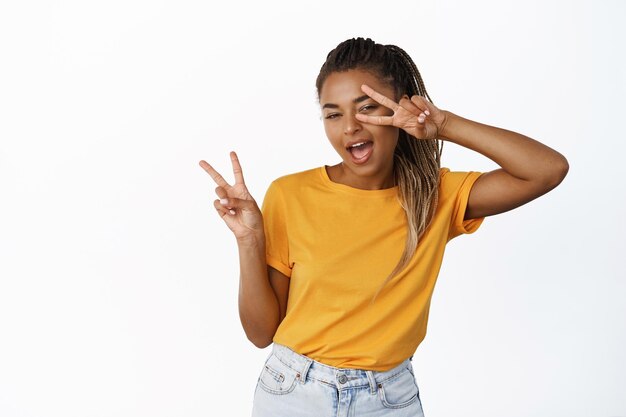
{"left": 344, "top": 139, "right": 372, "bottom": 149}
{"left": 346, "top": 140, "right": 374, "bottom": 165}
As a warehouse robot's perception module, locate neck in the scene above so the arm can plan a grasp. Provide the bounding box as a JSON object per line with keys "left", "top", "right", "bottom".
{"left": 327, "top": 162, "right": 396, "bottom": 190}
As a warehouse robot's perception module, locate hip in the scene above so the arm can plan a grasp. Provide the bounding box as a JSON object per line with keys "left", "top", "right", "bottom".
{"left": 251, "top": 342, "right": 425, "bottom": 417}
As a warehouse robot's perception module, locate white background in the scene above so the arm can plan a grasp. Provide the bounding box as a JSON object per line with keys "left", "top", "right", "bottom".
{"left": 1, "top": 0, "right": 624, "bottom": 416}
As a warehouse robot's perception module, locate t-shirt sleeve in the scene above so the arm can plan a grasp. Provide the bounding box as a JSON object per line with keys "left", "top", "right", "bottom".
{"left": 261, "top": 180, "right": 293, "bottom": 277}
{"left": 444, "top": 170, "right": 485, "bottom": 241}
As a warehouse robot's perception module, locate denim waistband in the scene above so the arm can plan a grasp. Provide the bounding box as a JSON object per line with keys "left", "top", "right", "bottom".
{"left": 270, "top": 343, "right": 414, "bottom": 395}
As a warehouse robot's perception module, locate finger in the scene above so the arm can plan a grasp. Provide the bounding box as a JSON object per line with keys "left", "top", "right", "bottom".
{"left": 230, "top": 151, "right": 245, "bottom": 185}
{"left": 214, "top": 199, "right": 236, "bottom": 217}
{"left": 355, "top": 113, "right": 394, "bottom": 126}
{"left": 199, "top": 160, "right": 231, "bottom": 189}
{"left": 361, "top": 84, "right": 399, "bottom": 112}
{"left": 398, "top": 96, "right": 422, "bottom": 115}
{"left": 215, "top": 186, "right": 228, "bottom": 200}
{"left": 410, "top": 95, "right": 431, "bottom": 115}
{"left": 218, "top": 197, "right": 256, "bottom": 211}
{"left": 410, "top": 96, "right": 434, "bottom": 123}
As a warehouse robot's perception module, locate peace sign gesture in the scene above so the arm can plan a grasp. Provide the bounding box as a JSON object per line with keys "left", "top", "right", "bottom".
{"left": 199, "top": 152, "right": 263, "bottom": 243}
{"left": 355, "top": 84, "right": 448, "bottom": 140}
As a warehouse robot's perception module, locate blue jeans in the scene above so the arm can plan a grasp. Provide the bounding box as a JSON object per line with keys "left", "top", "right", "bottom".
{"left": 251, "top": 343, "right": 425, "bottom": 417}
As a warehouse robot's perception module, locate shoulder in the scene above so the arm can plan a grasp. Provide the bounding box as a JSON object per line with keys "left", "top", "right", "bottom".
{"left": 262, "top": 167, "right": 323, "bottom": 205}
{"left": 268, "top": 167, "right": 323, "bottom": 191}
{"left": 438, "top": 167, "right": 483, "bottom": 201}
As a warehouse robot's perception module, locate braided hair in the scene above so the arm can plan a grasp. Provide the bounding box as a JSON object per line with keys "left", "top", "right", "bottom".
{"left": 316, "top": 37, "right": 443, "bottom": 304}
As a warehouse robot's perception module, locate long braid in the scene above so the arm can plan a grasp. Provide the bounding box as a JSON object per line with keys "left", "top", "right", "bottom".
{"left": 316, "top": 38, "right": 443, "bottom": 304}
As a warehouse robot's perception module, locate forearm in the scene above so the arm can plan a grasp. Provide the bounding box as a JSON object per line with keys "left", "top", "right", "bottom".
{"left": 237, "top": 234, "right": 280, "bottom": 348}
{"left": 439, "top": 111, "right": 569, "bottom": 186}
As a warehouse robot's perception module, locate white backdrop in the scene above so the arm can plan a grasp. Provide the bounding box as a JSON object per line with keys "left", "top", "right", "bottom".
{"left": 1, "top": 1, "right": 624, "bottom": 416}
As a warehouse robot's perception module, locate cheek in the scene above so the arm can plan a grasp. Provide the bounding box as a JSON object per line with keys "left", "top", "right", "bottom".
{"left": 322, "top": 121, "right": 332, "bottom": 137}
{"left": 372, "top": 125, "right": 399, "bottom": 143}
{"left": 323, "top": 123, "right": 342, "bottom": 147}
{"left": 324, "top": 120, "right": 342, "bottom": 133}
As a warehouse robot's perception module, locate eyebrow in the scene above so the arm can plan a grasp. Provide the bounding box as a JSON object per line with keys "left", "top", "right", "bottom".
{"left": 321, "top": 94, "right": 370, "bottom": 110}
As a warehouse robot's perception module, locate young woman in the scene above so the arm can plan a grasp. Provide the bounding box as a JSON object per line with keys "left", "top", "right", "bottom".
{"left": 199, "top": 37, "right": 568, "bottom": 417}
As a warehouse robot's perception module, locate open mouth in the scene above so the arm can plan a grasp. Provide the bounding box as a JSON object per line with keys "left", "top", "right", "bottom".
{"left": 346, "top": 141, "right": 374, "bottom": 162}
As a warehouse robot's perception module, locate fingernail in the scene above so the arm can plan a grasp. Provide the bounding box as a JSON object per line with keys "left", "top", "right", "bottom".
{"left": 425, "top": 110, "right": 430, "bottom": 116}
{"left": 229, "top": 209, "right": 236, "bottom": 215}
{"left": 220, "top": 199, "right": 228, "bottom": 205}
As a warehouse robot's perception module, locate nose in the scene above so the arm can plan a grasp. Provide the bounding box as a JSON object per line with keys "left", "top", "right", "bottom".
{"left": 343, "top": 114, "right": 362, "bottom": 135}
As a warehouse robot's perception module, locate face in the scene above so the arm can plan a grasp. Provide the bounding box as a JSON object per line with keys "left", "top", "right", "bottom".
{"left": 319, "top": 69, "right": 399, "bottom": 188}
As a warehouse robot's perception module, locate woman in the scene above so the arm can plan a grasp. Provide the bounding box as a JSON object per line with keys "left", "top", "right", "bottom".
{"left": 200, "top": 37, "right": 568, "bottom": 417}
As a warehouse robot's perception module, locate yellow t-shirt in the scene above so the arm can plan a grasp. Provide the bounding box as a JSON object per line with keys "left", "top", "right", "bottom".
{"left": 261, "top": 166, "right": 484, "bottom": 371}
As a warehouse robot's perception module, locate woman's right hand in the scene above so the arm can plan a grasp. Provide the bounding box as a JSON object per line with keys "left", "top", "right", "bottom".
{"left": 199, "top": 151, "right": 264, "bottom": 243}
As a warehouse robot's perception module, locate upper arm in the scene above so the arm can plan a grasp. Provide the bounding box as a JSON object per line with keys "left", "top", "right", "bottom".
{"left": 268, "top": 266, "right": 290, "bottom": 324}
{"left": 465, "top": 168, "right": 564, "bottom": 220}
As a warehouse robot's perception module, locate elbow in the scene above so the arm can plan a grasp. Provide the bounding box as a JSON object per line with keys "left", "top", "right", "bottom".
{"left": 244, "top": 325, "right": 276, "bottom": 349}
{"left": 240, "top": 314, "right": 279, "bottom": 349}
{"left": 249, "top": 335, "right": 273, "bottom": 349}
{"left": 537, "top": 153, "right": 569, "bottom": 192}
{"left": 547, "top": 154, "right": 569, "bottom": 189}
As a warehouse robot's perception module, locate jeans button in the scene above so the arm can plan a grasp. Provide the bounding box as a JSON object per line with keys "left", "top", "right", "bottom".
{"left": 337, "top": 374, "right": 348, "bottom": 384}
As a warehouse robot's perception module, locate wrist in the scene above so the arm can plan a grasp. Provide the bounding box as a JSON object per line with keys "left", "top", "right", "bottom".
{"left": 438, "top": 110, "right": 457, "bottom": 141}
{"left": 236, "top": 232, "right": 266, "bottom": 250}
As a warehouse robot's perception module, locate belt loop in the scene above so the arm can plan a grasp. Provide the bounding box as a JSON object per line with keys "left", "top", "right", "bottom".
{"left": 365, "top": 370, "right": 378, "bottom": 395}
{"left": 298, "top": 356, "right": 313, "bottom": 385}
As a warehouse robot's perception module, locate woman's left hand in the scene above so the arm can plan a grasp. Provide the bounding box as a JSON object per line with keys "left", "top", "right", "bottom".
{"left": 355, "top": 84, "right": 448, "bottom": 140}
